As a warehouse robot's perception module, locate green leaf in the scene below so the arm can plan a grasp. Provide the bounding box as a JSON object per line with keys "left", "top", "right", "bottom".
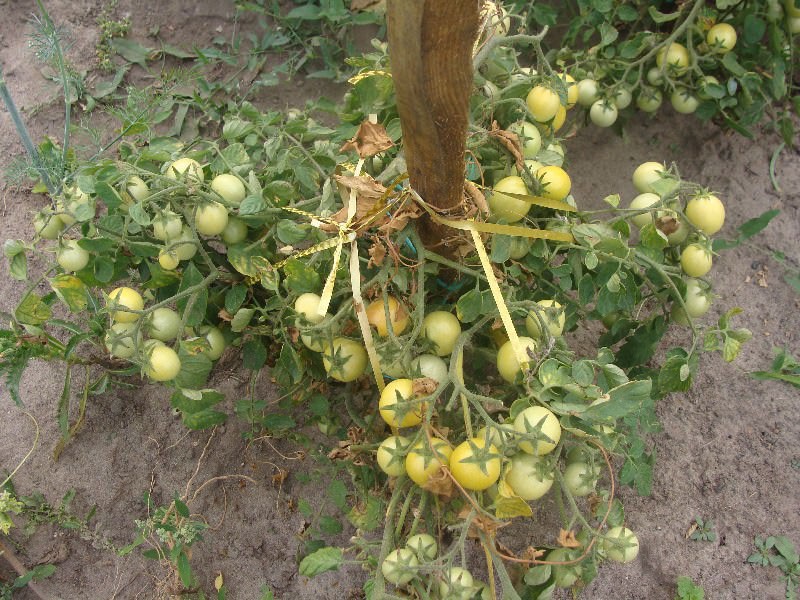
{"left": 94, "top": 181, "right": 123, "bottom": 210}
{"left": 648, "top": 6, "right": 680, "bottom": 23}
{"left": 9, "top": 252, "right": 27, "bottom": 281}
{"left": 524, "top": 564, "right": 552, "bottom": 586}
{"left": 275, "top": 343, "right": 303, "bottom": 386}
{"left": 713, "top": 209, "right": 779, "bottom": 251}
{"left": 721, "top": 52, "right": 746, "bottom": 77}
{"left": 15, "top": 293, "right": 52, "bottom": 325}
{"left": 283, "top": 259, "right": 322, "bottom": 293}
{"left": 173, "top": 348, "right": 213, "bottom": 390}
{"left": 171, "top": 389, "right": 225, "bottom": 414}
{"left": 583, "top": 380, "right": 652, "bottom": 420}
{"left": 620, "top": 450, "right": 654, "bottom": 495}
{"left": 176, "top": 264, "right": 208, "bottom": 327}
{"left": 299, "top": 547, "right": 342, "bottom": 577}
{"left": 222, "top": 118, "right": 254, "bottom": 140}
{"left": 242, "top": 338, "right": 267, "bottom": 371}
{"left": 182, "top": 409, "right": 227, "bottom": 430}
{"left": 176, "top": 550, "right": 195, "bottom": 588}
{"left": 231, "top": 308, "right": 255, "bottom": 333}
{"left": 456, "top": 287, "right": 494, "bottom": 323}
{"left": 225, "top": 284, "right": 248, "bottom": 314}
{"left": 347, "top": 497, "right": 383, "bottom": 532}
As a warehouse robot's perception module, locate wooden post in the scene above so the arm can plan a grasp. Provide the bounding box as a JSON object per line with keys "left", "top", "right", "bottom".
{"left": 386, "top": 0, "right": 480, "bottom": 256}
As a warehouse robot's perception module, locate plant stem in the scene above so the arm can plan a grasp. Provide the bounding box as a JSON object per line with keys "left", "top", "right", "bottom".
{"left": 0, "top": 538, "right": 52, "bottom": 599}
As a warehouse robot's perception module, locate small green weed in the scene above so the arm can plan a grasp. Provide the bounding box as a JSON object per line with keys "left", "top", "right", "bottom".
{"left": 748, "top": 535, "right": 799, "bottom": 600}
{"left": 675, "top": 576, "right": 705, "bottom": 600}
{"left": 689, "top": 517, "right": 717, "bottom": 543}
{"left": 751, "top": 347, "right": 800, "bottom": 389}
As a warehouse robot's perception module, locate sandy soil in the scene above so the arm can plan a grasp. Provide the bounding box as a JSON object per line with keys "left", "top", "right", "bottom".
{"left": 0, "top": 1, "right": 798, "bottom": 599}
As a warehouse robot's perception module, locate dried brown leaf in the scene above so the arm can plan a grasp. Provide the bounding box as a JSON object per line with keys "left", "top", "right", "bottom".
{"left": 421, "top": 467, "right": 455, "bottom": 498}
{"left": 377, "top": 201, "right": 423, "bottom": 234}
{"left": 557, "top": 529, "right": 581, "bottom": 548}
{"left": 412, "top": 377, "right": 438, "bottom": 396}
{"left": 339, "top": 120, "right": 394, "bottom": 158}
{"left": 489, "top": 120, "right": 525, "bottom": 172}
{"left": 465, "top": 180, "right": 489, "bottom": 215}
{"left": 322, "top": 174, "right": 389, "bottom": 232}
{"left": 367, "top": 239, "right": 387, "bottom": 268}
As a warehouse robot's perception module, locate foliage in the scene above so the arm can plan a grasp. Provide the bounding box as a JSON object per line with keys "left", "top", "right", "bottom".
{"left": 689, "top": 517, "right": 717, "bottom": 542}
{"left": 675, "top": 576, "right": 705, "bottom": 600}
{"left": 748, "top": 535, "right": 800, "bottom": 600}
{"left": 751, "top": 347, "right": 800, "bottom": 388}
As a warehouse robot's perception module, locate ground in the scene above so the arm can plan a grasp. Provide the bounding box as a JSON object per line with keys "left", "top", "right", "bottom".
{"left": 0, "top": 1, "right": 798, "bottom": 599}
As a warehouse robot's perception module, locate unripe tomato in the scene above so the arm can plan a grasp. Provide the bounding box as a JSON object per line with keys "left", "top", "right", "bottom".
{"left": 589, "top": 99, "right": 618, "bottom": 128}
{"left": 535, "top": 165, "right": 571, "bottom": 201}
{"left": 507, "top": 121, "right": 542, "bottom": 159}
{"left": 646, "top": 66, "right": 665, "bottom": 86}
{"left": 791, "top": 16, "right": 800, "bottom": 32}
{"left": 195, "top": 201, "right": 229, "bottom": 236}
{"left": 366, "top": 296, "right": 410, "bottom": 337}
{"left": 405, "top": 533, "right": 438, "bottom": 561}
{"left": 557, "top": 72, "right": 578, "bottom": 108}
{"left": 405, "top": 437, "right": 452, "bottom": 486}
{"left": 146, "top": 307, "right": 182, "bottom": 342}
{"left": 602, "top": 526, "right": 640, "bottom": 563}
{"left": 221, "top": 216, "right": 248, "bottom": 245}
{"left": 166, "top": 157, "right": 204, "bottom": 182}
{"left": 158, "top": 248, "right": 180, "bottom": 271}
{"left": 505, "top": 452, "right": 554, "bottom": 500}
{"left": 562, "top": 461, "right": 599, "bottom": 497}
{"left": 698, "top": 75, "right": 721, "bottom": 100}
{"left": 671, "top": 88, "right": 699, "bottom": 114}
{"left": 448, "top": 437, "right": 502, "bottom": 491}
{"left": 322, "top": 337, "right": 367, "bottom": 382}
{"left": 376, "top": 435, "right": 410, "bottom": 477}
{"left": 33, "top": 211, "right": 64, "bottom": 239}
{"left": 525, "top": 299, "right": 565, "bottom": 339}
{"left": 171, "top": 226, "right": 198, "bottom": 261}
{"left": 152, "top": 211, "right": 182, "bottom": 241}
{"left": 438, "top": 567, "right": 475, "bottom": 600}
{"left": 576, "top": 79, "right": 599, "bottom": 107}
{"left": 548, "top": 547, "right": 582, "bottom": 588}
{"left": 409, "top": 354, "right": 449, "bottom": 385}
{"left": 295, "top": 292, "right": 325, "bottom": 325}
{"left": 706, "top": 22, "right": 737, "bottom": 53}
{"left": 508, "top": 232, "right": 532, "bottom": 260}
{"left": 787, "top": 0, "right": 800, "bottom": 17}
{"left": 685, "top": 192, "right": 725, "bottom": 235}
{"left": 122, "top": 175, "right": 150, "bottom": 204}
{"left": 636, "top": 87, "right": 663, "bottom": 113}
{"left": 496, "top": 336, "right": 537, "bottom": 383}
{"left": 514, "top": 405, "right": 561, "bottom": 455}
{"left": 104, "top": 322, "right": 140, "bottom": 359}
{"left": 671, "top": 278, "right": 712, "bottom": 325}
{"left": 680, "top": 244, "right": 713, "bottom": 277}
{"left": 57, "top": 185, "right": 91, "bottom": 226}
{"left": 421, "top": 311, "right": 461, "bottom": 356}
{"left": 656, "top": 42, "right": 690, "bottom": 74}
{"left": 210, "top": 173, "right": 246, "bottom": 206}
{"left": 612, "top": 87, "right": 632, "bottom": 110}
{"left": 538, "top": 104, "right": 567, "bottom": 134}
{"left": 108, "top": 287, "right": 144, "bottom": 323}
{"left": 144, "top": 343, "right": 182, "bottom": 382}
{"left": 526, "top": 85, "right": 561, "bottom": 122}
{"left": 198, "top": 325, "right": 226, "bottom": 360}
{"left": 628, "top": 192, "right": 661, "bottom": 228}
{"left": 665, "top": 216, "right": 689, "bottom": 246}
{"left": 379, "top": 378, "right": 424, "bottom": 428}
{"left": 57, "top": 239, "right": 90, "bottom": 272}
{"left": 632, "top": 162, "right": 667, "bottom": 193}
{"left": 381, "top": 548, "right": 419, "bottom": 586}
{"left": 489, "top": 175, "right": 530, "bottom": 223}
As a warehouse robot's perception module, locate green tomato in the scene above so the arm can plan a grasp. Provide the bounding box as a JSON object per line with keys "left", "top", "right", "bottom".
{"left": 381, "top": 548, "right": 419, "bottom": 586}
{"left": 449, "top": 437, "right": 502, "bottom": 491}
{"left": 562, "top": 461, "right": 599, "bottom": 497}
{"left": 628, "top": 192, "right": 662, "bottom": 228}
{"left": 697, "top": 75, "right": 720, "bottom": 100}
{"left": 105, "top": 322, "right": 140, "bottom": 359}
{"left": 198, "top": 325, "right": 226, "bottom": 360}
{"left": 166, "top": 157, "right": 204, "bottom": 182}
{"left": 422, "top": 311, "right": 461, "bottom": 356}
{"left": 671, "top": 278, "right": 712, "bottom": 325}
{"left": 195, "top": 201, "right": 229, "bottom": 236}
{"left": 376, "top": 435, "right": 410, "bottom": 477}
{"left": 612, "top": 87, "right": 632, "bottom": 110}
{"left": 656, "top": 42, "right": 690, "bottom": 75}
{"left": 146, "top": 307, "right": 182, "bottom": 342}
{"left": 636, "top": 88, "right": 662, "bottom": 113}
{"left": 409, "top": 354, "right": 449, "bottom": 385}
{"left": 489, "top": 175, "right": 530, "bottom": 223}
{"left": 646, "top": 66, "right": 665, "bottom": 86}
{"left": 526, "top": 85, "right": 561, "bottom": 122}
{"left": 505, "top": 452, "right": 554, "bottom": 500}
{"left": 379, "top": 378, "right": 424, "bottom": 428}
{"left": 706, "top": 22, "right": 737, "bottom": 53}
{"left": 295, "top": 292, "right": 325, "bottom": 325}
{"left": 671, "top": 88, "right": 700, "bottom": 114}
{"left": 108, "top": 287, "right": 144, "bottom": 323}
{"left": 210, "top": 173, "right": 246, "bottom": 206}
{"left": 57, "top": 239, "right": 90, "bottom": 272}
{"left": 514, "top": 405, "right": 561, "bottom": 455}
{"left": 322, "top": 337, "right": 368, "bottom": 382}
{"left": 632, "top": 162, "right": 666, "bottom": 194}
{"left": 158, "top": 248, "right": 180, "bottom": 271}
{"left": 152, "top": 210, "right": 183, "bottom": 241}
{"left": 680, "top": 244, "right": 713, "bottom": 277}
{"left": 589, "top": 99, "right": 618, "bottom": 128}
{"left": 438, "top": 567, "right": 475, "bottom": 600}
{"left": 576, "top": 79, "right": 599, "bottom": 107}
{"left": 170, "top": 226, "right": 198, "bottom": 261}
{"left": 122, "top": 175, "right": 150, "bottom": 204}
{"left": 221, "top": 216, "right": 248, "bottom": 245}
{"left": 685, "top": 192, "right": 725, "bottom": 235}
{"left": 144, "top": 343, "right": 182, "bottom": 382}
{"left": 405, "top": 533, "right": 438, "bottom": 562}
{"left": 405, "top": 438, "right": 452, "bottom": 486}
{"left": 496, "top": 337, "right": 537, "bottom": 383}
{"left": 525, "top": 299, "right": 565, "bottom": 339}
{"left": 507, "top": 121, "right": 542, "bottom": 159}
{"left": 602, "top": 526, "right": 640, "bottom": 563}
{"left": 33, "top": 211, "right": 64, "bottom": 240}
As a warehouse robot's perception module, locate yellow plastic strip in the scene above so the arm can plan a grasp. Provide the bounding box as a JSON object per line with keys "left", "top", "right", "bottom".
{"left": 351, "top": 238, "right": 385, "bottom": 392}
{"left": 476, "top": 184, "right": 577, "bottom": 213}
{"left": 440, "top": 217, "right": 574, "bottom": 243}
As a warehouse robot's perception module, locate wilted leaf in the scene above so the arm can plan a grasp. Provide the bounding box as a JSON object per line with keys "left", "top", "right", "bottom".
{"left": 557, "top": 529, "right": 581, "bottom": 548}
{"left": 324, "top": 174, "right": 389, "bottom": 231}
{"left": 339, "top": 120, "right": 394, "bottom": 158}
{"left": 488, "top": 121, "right": 525, "bottom": 171}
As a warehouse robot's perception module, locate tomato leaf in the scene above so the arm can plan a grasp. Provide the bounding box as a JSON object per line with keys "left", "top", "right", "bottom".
{"left": 299, "top": 547, "right": 342, "bottom": 577}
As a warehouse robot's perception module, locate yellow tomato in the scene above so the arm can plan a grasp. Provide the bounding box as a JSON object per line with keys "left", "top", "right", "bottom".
{"left": 448, "top": 437, "right": 502, "bottom": 491}
{"left": 405, "top": 438, "right": 452, "bottom": 486}
{"left": 108, "top": 287, "right": 144, "bottom": 323}
{"left": 366, "top": 295, "right": 410, "bottom": 337}
{"left": 535, "top": 165, "right": 571, "bottom": 201}
{"left": 379, "top": 378, "right": 424, "bottom": 428}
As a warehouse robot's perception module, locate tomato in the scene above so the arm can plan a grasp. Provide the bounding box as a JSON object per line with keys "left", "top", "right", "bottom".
{"left": 680, "top": 243, "right": 713, "bottom": 277}
{"left": 788, "top": 0, "right": 800, "bottom": 17}
{"left": 105, "top": 322, "right": 140, "bottom": 359}
{"left": 166, "top": 157, "right": 204, "bottom": 182}
{"left": 514, "top": 405, "right": 560, "bottom": 455}
{"left": 537, "top": 104, "right": 567, "bottom": 135}
{"left": 535, "top": 165, "right": 571, "bottom": 201}
{"left": 791, "top": 16, "right": 800, "bottom": 33}
{"left": 656, "top": 42, "right": 690, "bottom": 74}
{"left": 505, "top": 452, "right": 554, "bottom": 500}
{"left": 698, "top": 75, "right": 721, "bottom": 100}
{"left": 146, "top": 307, "right": 182, "bottom": 342}
{"left": 489, "top": 175, "right": 531, "bottom": 223}
{"left": 158, "top": 248, "right": 180, "bottom": 271}
{"left": 508, "top": 121, "right": 542, "bottom": 159}
{"left": 612, "top": 87, "right": 632, "bottom": 110}
{"left": 526, "top": 85, "right": 561, "bottom": 122}
{"left": 379, "top": 378, "right": 424, "bottom": 428}
{"left": 664, "top": 215, "right": 689, "bottom": 246}
{"left": 210, "top": 173, "right": 246, "bottom": 207}
{"left": 685, "top": 192, "right": 725, "bottom": 235}
{"left": 381, "top": 548, "right": 418, "bottom": 586}
{"left": 507, "top": 233, "right": 531, "bottom": 260}
{"left": 562, "top": 461, "right": 599, "bottom": 497}
{"left": 602, "top": 526, "right": 640, "bottom": 563}
{"left": 322, "top": 337, "right": 367, "bottom": 382}
{"left": 366, "top": 295, "right": 410, "bottom": 337}
{"left": 144, "top": 342, "right": 182, "bottom": 382}
{"left": 628, "top": 192, "right": 661, "bottom": 228}
{"left": 198, "top": 325, "right": 226, "bottom": 360}
{"left": 195, "top": 201, "right": 229, "bottom": 236}
{"left": 636, "top": 87, "right": 663, "bottom": 113}
{"left": 376, "top": 435, "right": 410, "bottom": 477}
{"left": 525, "top": 299, "right": 565, "bottom": 339}
{"left": 405, "top": 437, "right": 452, "bottom": 486}
{"left": 646, "top": 66, "right": 665, "bottom": 86}
{"left": 496, "top": 336, "right": 537, "bottom": 383}
{"left": 671, "top": 88, "right": 699, "bottom": 114}
{"left": 409, "top": 354, "right": 449, "bottom": 385}
{"left": 589, "top": 99, "right": 618, "bottom": 128}
{"left": 707, "top": 22, "right": 737, "bottom": 53}
{"left": 57, "top": 185, "right": 91, "bottom": 226}
{"left": 33, "top": 211, "right": 64, "bottom": 240}
{"left": 301, "top": 307, "right": 339, "bottom": 352}
{"left": 57, "top": 239, "right": 90, "bottom": 272}
{"left": 632, "top": 161, "right": 667, "bottom": 194}
{"left": 448, "top": 437, "right": 502, "bottom": 491}
{"left": 152, "top": 210, "right": 183, "bottom": 241}
{"left": 671, "top": 278, "right": 712, "bottom": 325}
{"left": 108, "top": 287, "right": 144, "bottom": 323}
{"left": 475, "top": 425, "right": 514, "bottom": 449}
{"left": 221, "top": 216, "right": 248, "bottom": 245}
{"left": 295, "top": 292, "right": 325, "bottom": 324}
{"left": 557, "top": 72, "right": 578, "bottom": 108}
{"left": 438, "top": 567, "right": 475, "bottom": 600}
{"left": 576, "top": 79, "right": 599, "bottom": 107}
{"left": 405, "top": 533, "right": 437, "bottom": 561}
{"left": 422, "top": 311, "right": 461, "bottom": 356}
{"left": 122, "top": 176, "right": 150, "bottom": 204}
{"left": 548, "top": 548, "right": 582, "bottom": 588}
{"left": 171, "top": 226, "right": 198, "bottom": 261}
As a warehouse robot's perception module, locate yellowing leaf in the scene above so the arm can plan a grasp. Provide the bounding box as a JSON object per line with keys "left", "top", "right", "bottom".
{"left": 214, "top": 573, "right": 224, "bottom": 591}
{"left": 494, "top": 493, "right": 533, "bottom": 519}
{"left": 50, "top": 274, "right": 89, "bottom": 312}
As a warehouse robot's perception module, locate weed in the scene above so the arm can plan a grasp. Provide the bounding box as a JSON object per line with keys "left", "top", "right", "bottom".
{"left": 751, "top": 347, "right": 800, "bottom": 389}
{"left": 675, "top": 576, "right": 705, "bottom": 600}
{"left": 688, "top": 517, "right": 717, "bottom": 543}
{"left": 748, "top": 536, "right": 800, "bottom": 600}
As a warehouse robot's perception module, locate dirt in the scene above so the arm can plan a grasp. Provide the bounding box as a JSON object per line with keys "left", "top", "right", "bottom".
{"left": 0, "top": 1, "right": 798, "bottom": 600}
